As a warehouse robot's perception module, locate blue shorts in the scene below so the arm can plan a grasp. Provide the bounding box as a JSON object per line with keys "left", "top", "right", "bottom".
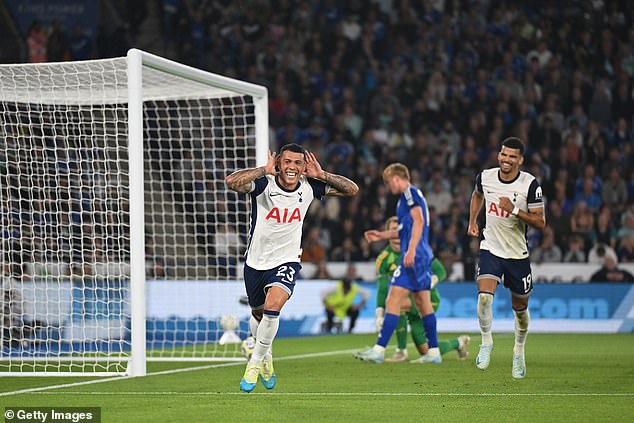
{"left": 243, "top": 262, "right": 302, "bottom": 309}
{"left": 391, "top": 260, "right": 432, "bottom": 292}
{"left": 477, "top": 250, "right": 533, "bottom": 297}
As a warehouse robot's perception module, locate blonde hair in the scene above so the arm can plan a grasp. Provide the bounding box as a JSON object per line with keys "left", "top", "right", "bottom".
{"left": 385, "top": 216, "right": 398, "bottom": 230}
{"left": 383, "top": 163, "right": 410, "bottom": 181}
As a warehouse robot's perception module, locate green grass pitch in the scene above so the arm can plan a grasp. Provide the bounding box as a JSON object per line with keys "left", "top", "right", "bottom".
{"left": 1, "top": 333, "right": 633, "bottom": 422}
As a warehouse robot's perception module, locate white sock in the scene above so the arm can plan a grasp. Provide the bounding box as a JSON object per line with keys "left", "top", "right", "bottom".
{"left": 251, "top": 312, "right": 279, "bottom": 364}
{"left": 250, "top": 314, "right": 272, "bottom": 359}
{"left": 427, "top": 347, "right": 440, "bottom": 357}
{"left": 513, "top": 308, "right": 530, "bottom": 355}
{"left": 372, "top": 345, "right": 386, "bottom": 354}
{"left": 478, "top": 293, "right": 494, "bottom": 346}
{"left": 249, "top": 314, "right": 260, "bottom": 338}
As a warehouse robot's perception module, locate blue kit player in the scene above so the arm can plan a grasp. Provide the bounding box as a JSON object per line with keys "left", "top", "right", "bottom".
{"left": 354, "top": 162, "right": 441, "bottom": 364}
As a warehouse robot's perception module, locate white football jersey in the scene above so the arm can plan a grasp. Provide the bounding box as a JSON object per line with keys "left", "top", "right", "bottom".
{"left": 245, "top": 174, "right": 329, "bottom": 270}
{"left": 475, "top": 168, "right": 544, "bottom": 259}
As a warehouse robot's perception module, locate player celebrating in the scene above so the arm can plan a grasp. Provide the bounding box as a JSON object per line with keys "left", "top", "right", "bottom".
{"left": 375, "top": 217, "right": 470, "bottom": 362}
{"left": 226, "top": 143, "right": 358, "bottom": 393}
{"left": 355, "top": 163, "right": 441, "bottom": 364}
{"left": 467, "top": 137, "right": 545, "bottom": 379}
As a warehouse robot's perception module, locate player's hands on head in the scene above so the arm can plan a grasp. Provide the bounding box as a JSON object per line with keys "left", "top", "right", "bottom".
{"left": 265, "top": 150, "right": 278, "bottom": 175}
{"left": 304, "top": 151, "right": 324, "bottom": 179}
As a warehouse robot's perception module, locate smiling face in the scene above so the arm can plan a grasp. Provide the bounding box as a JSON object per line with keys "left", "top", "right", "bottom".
{"left": 498, "top": 146, "right": 523, "bottom": 179}
{"left": 276, "top": 150, "right": 306, "bottom": 189}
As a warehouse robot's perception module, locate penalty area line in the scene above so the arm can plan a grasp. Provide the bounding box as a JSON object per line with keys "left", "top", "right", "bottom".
{"left": 0, "top": 347, "right": 361, "bottom": 398}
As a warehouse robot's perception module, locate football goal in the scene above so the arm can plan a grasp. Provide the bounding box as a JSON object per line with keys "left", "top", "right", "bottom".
{"left": 0, "top": 49, "right": 268, "bottom": 376}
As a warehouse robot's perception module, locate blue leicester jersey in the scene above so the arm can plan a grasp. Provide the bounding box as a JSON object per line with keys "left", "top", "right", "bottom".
{"left": 396, "top": 184, "right": 433, "bottom": 267}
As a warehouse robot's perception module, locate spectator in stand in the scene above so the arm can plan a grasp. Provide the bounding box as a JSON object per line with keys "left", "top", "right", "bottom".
{"left": 211, "top": 222, "right": 243, "bottom": 277}
{"left": 585, "top": 121, "right": 607, "bottom": 171}
{"left": 610, "top": 117, "right": 633, "bottom": 149}
{"left": 591, "top": 207, "right": 618, "bottom": 249}
{"left": 538, "top": 94, "right": 565, "bottom": 133}
{"left": 575, "top": 164, "right": 603, "bottom": 197}
{"left": 573, "top": 178, "right": 603, "bottom": 213}
{"left": 26, "top": 20, "right": 48, "bottom": 63}
{"left": 47, "top": 19, "right": 70, "bottom": 62}
{"left": 602, "top": 168, "right": 629, "bottom": 213}
{"left": 161, "top": 0, "right": 181, "bottom": 54}
{"left": 561, "top": 120, "right": 584, "bottom": 152}
{"left": 534, "top": 115, "right": 562, "bottom": 152}
{"left": 425, "top": 178, "right": 453, "bottom": 217}
{"left": 617, "top": 206, "right": 634, "bottom": 242}
{"left": 526, "top": 40, "right": 553, "bottom": 70}
{"left": 587, "top": 243, "right": 619, "bottom": 266}
{"left": 563, "top": 235, "right": 587, "bottom": 263}
{"left": 125, "top": 0, "right": 148, "bottom": 41}
{"left": 588, "top": 79, "right": 612, "bottom": 128}
{"left": 547, "top": 199, "right": 570, "bottom": 251}
{"left": 301, "top": 227, "right": 327, "bottom": 266}
{"left": 530, "top": 226, "right": 562, "bottom": 263}
{"left": 617, "top": 235, "right": 634, "bottom": 262}
{"left": 330, "top": 236, "right": 360, "bottom": 262}
{"left": 612, "top": 80, "right": 634, "bottom": 121}
{"left": 69, "top": 24, "right": 93, "bottom": 60}
{"left": 437, "top": 223, "right": 463, "bottom": 270}
{"left": 570, "top": 202, "right": 595, "bottom": 248}
{"left": 462, "top": 238, "right": 479, "bottom": 282}
{"left": 590, "top": 256, "right": 634, "bottom": 282}
{"left": 370, "top": 83, "right": 402, "bottom": 128}
{"left": 356, "top": 238, "right": 374, "bottom": 261}
{"left": 565, "top": 106, "right": 588, "bottom": 134}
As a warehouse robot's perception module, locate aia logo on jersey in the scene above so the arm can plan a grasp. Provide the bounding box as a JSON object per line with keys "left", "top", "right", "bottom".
{"left": 487, "top": 202, "right": 512, "bottom": 218}
{"left": 265, "top": 207, "right": 302, "bottom": 223}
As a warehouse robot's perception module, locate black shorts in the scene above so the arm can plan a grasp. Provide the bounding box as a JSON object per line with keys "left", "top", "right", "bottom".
{"left": 243, "top": 262, "right": 302, "bottom": 309}
{"left": 477, "top": 250, "right": 533, "bottom": 297}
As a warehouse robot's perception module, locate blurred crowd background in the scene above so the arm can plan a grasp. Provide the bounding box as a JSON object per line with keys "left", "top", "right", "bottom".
{"left": 2, "top": 0, "right": 634, "bottom": 280}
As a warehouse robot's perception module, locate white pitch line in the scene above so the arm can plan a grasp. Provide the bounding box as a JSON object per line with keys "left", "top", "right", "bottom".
{"left": 0, "top": 347, "right": 361, "bottom": 398}
{"left": 29, "top": 392, "right": 634, "bottom": 397}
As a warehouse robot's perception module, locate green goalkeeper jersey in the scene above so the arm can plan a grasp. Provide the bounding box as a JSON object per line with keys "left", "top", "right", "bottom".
{"left": 375, "top": 245, "right": 445, "bottom": 310}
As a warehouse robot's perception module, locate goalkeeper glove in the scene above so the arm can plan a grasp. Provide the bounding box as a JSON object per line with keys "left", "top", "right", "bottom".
{"left": 375, "top": 307, "right": 385, "bottom": 333}
{"left": 431, "top": 274, "right": 439, "bottom": 289}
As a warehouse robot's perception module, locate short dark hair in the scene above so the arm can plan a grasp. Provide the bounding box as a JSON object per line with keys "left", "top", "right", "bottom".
{"left": 279, "top": 143, "right": 306, "bottom": 156}
{"left": 501, "top": 137, "right": 525, "bottom": 155}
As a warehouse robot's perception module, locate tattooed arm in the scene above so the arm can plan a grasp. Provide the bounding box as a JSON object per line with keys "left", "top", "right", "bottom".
{"left": 304, "top": 151, "right": 359, "bottom": 197}
{"left": 225, "top": 150, "right": 276, "bottom": 193}
{"left": 320, "top": 171, "right": 359, "bottom": 196}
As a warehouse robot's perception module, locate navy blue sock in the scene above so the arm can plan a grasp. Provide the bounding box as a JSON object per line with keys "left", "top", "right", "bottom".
{"left": 377, "top": 313, "right": 399, "bottom": 348}
{"left": 422, "top": 313, "right": 438, "bottom": 348}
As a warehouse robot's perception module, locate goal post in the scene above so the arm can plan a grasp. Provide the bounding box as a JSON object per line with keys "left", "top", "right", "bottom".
{"left": 0, "top": 49, "right": 268, "bottom": 376}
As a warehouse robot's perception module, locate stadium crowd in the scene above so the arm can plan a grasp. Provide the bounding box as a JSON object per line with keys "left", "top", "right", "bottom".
{"left": 10, "top": 0, "right": 634, "bottom": 277}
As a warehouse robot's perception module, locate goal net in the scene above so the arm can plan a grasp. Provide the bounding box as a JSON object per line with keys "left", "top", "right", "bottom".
{"left": 0, "top": 49, "right": 268, "bottom": 376}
